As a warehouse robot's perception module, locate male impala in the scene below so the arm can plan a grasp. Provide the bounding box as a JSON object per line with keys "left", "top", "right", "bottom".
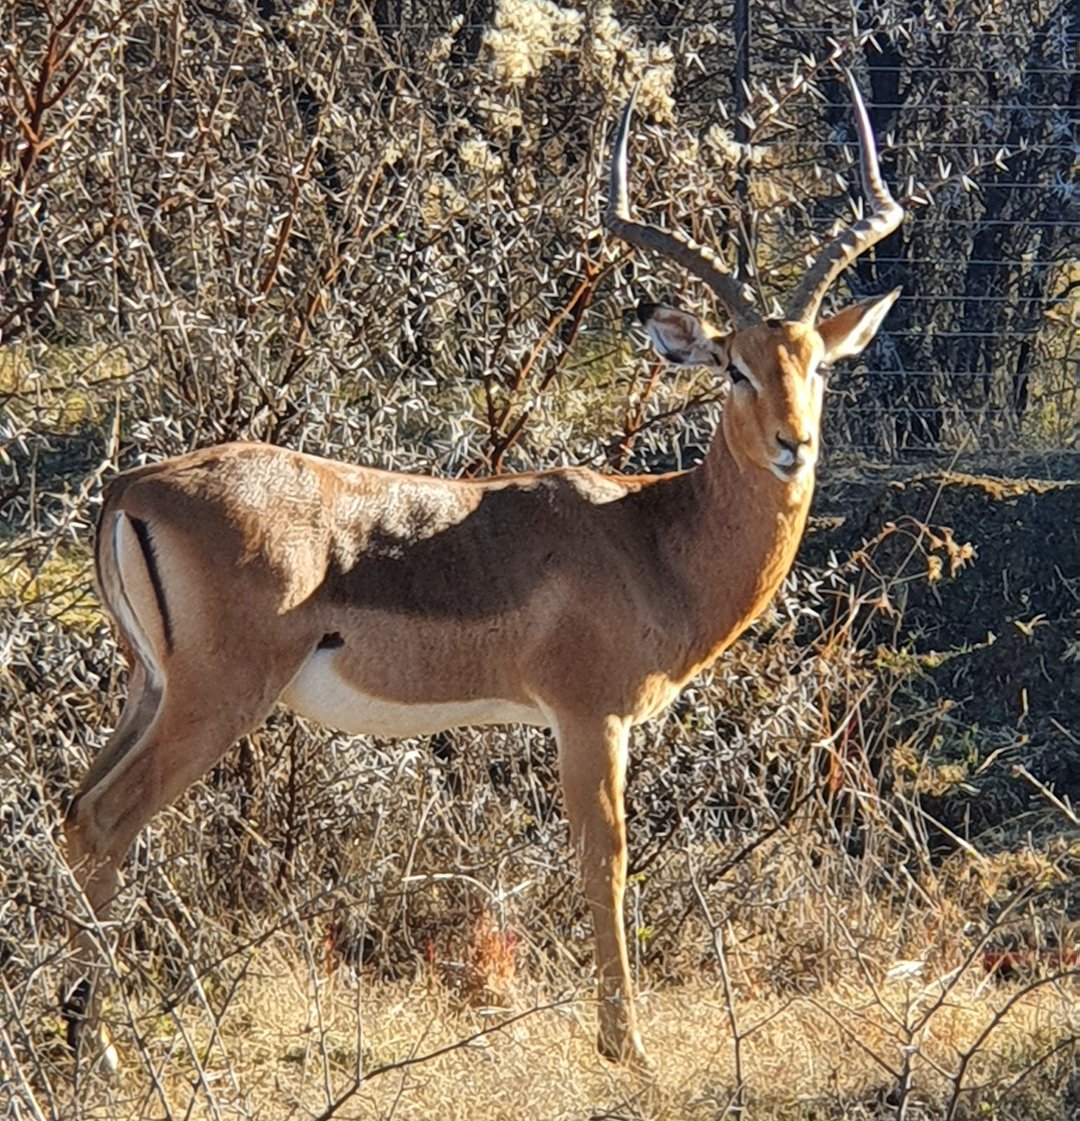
{"left": 64, "top": 73, "right": 902, "bottom": 1070}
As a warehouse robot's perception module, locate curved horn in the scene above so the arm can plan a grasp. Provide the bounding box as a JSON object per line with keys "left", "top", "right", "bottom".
{"left": 785, "top": 70, "right": 904, "bottom": 324}
{"left": 605, "top": 91, "right": 759, "bottom": 330}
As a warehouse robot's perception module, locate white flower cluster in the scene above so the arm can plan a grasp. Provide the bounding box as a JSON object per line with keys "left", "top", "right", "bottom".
{"left": 483, "top": 0, "right": 584, "bottom": 84}
{"left": 588, "top": 6, "right": 675, "bottom": 122}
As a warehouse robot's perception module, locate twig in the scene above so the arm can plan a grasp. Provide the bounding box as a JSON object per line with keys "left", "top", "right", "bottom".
{"left": 1012, "top": 764, "right": 1080, "bottom": 829}
{"left": 308, "top": 997, "right": 576, "bottom": 1121}
{"left": 685, "top": 835, "right": 745, "bottom": 1115}
{"left": 945, "top": 969, "right": 1080, "bottom": 1121}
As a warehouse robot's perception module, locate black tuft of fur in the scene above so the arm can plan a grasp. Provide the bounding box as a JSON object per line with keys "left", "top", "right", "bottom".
{"left": 62, "top": 977, "right": 91, "bottom": 1054}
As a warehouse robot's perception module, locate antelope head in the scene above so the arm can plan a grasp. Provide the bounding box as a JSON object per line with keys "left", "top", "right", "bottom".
{"left": 606, "top": 72, "right": 903, "bottom": 482}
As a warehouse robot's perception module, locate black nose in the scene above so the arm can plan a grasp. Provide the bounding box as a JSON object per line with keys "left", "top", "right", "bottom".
{"left": 777, "top": 433, "right": 811, "bottom": 454}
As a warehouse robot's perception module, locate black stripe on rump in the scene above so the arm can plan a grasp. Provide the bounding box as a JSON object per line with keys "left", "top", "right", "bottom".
{"left": 128, "top": 516, "right": 174, "bottom": 654}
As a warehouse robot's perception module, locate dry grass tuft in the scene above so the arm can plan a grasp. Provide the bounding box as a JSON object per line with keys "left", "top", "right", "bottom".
{"left": 12, "top": 937, "right": 1076, "bottom": 1120}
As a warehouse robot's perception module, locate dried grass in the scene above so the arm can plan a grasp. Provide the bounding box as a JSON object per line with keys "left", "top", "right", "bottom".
{"left": 9, "top": 930, "right": 1076, "bottom": 1120}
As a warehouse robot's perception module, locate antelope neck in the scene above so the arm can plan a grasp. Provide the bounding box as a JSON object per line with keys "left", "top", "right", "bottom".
{"left": 660, "top": 426, "right": 816, "bottom": 675}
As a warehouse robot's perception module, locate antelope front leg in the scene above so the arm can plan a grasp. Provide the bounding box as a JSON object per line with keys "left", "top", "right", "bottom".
{"left": 556, "top": 713, "right": 647, "bottom": 1067}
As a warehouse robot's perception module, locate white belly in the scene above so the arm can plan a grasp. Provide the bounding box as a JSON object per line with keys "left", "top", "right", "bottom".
{"left": 279, "top": 649, "right": 547, "bottom": 737}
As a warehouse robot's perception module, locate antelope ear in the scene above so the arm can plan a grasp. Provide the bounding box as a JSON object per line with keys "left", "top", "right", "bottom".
{"left": 636, "top": 302, "right": 729, "bottom": 368}
{"left": 817, "top": 288, "right": 901, "bottom": 363}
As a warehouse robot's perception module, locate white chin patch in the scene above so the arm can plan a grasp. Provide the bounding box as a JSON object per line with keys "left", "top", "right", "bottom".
{"left": 280, "top": 649, "right": 546, "bottom": 738}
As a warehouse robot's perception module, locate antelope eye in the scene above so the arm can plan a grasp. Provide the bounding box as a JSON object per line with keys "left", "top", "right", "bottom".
{"left": 729, "top": 367, "right": 748, "bottom": 385}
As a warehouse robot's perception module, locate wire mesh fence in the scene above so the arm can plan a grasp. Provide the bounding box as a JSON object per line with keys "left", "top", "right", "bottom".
{"left": 1, "top": 0, "right": 1076, "bottom": 484}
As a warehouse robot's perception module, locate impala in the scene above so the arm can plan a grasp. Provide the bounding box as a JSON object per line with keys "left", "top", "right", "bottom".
{"left": 64, "top": 72, "right": 902, "bottom": 1070}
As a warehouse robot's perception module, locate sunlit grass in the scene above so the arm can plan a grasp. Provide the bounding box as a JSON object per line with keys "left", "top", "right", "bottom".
{"left": 47, "top": 941, "right": 1076, "bottom": 1121}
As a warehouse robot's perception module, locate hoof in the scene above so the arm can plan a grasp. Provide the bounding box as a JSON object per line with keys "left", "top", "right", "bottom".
{"left": 597, "top": 1027, "right": 653, "bottom": 1075}
{"left": 62, "top": 979, "right": 119, "bottom": 1077}
{"left": 61, "top": 978, "right": 91, "bottom": 1056}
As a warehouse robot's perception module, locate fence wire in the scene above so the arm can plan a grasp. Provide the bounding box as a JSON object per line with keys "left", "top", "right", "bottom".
{"left": 0, "top": 0, "right": 1077, "bottom": 474}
